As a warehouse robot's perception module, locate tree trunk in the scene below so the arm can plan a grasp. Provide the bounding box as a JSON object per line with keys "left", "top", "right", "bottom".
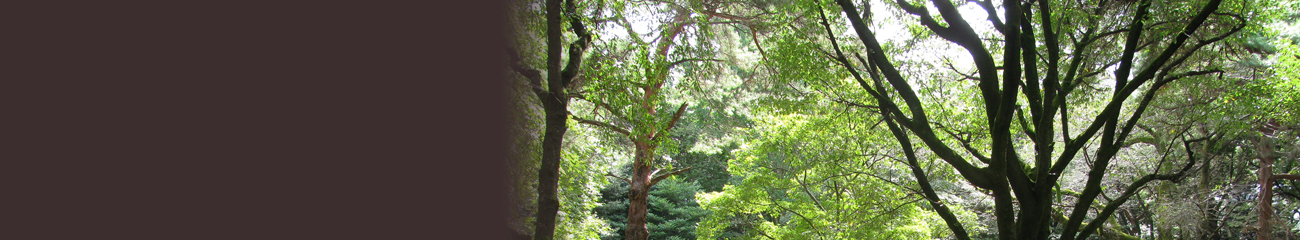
{"left": 534, "top": 96, "right": 568, "bottom": 240}
{"left": 533, "top": 0, "right": 568, "bottom": 239}
{"left": 1200, "top": 144, "right": 1219, "bottom": 240}
{"left": 1257, "top": 136, "right": 1275, "bottom": 240}
{"left": 625, "top": 141, "right": 654, "bottom": 240}
{"left": 1015, "top": 194, "right": 1054, "bottom": 239}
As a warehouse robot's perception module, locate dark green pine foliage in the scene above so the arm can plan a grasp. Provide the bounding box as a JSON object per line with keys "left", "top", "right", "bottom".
{"left": 595, "top": 165, "right": 710, "bottom": 240}
{"left": 667, "top": 104, "right": 750, "bottom": 192}
{"left": 669, "top": 143, "right": 739, "bottom": 192}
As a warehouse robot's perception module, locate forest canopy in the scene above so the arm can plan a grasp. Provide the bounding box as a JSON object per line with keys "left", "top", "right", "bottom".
{"left": 506, "top": 0, "right": 1300, "bottom": 239}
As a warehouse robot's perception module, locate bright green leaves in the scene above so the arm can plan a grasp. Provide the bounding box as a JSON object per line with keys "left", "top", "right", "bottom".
{"left": 697, "top": 110, "right": 943, "bottom": 239}
{"left": 1270, "top": 42, "right": 1300, "bottom": 122}
{"left": 554, "top": 125, "right": 618, "bottom": 240}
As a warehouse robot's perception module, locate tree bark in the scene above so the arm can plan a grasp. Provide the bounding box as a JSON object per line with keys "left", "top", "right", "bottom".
{"left": 531, "top": 0, "right": 567, "bottom": 238}
{"left": 624, "top": 140, "right": 654, "bottom": 240}
{"left": 1257, "top": 135, "right": 1276, "bottom": 240}
{"left": 614, "top": 7, "right": 692, "bottom": 240}
{"left": 530, "top": 0, "right": 591, "bottom": 238}
{"left": 622, "top": 105, "right": 689, "bottom": 240}
{"left": 1200, "top": 140, "right": 1220, "bottom": 240}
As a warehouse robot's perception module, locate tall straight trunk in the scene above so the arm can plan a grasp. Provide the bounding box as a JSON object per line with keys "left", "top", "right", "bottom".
{"left": 625, "top": 141, "right": 654, "bottom": 240}
{"left": 1200, "top": 144, "right": 1219, "bottom": 240}
{"left": 1257, "top": 136, "right": 1275, "bottom": 240}
{"left": 534, "top": 96, "right": 568, "bottom": 240}
{"left": 533, "top": 0, "right": 568, "bottom": 239}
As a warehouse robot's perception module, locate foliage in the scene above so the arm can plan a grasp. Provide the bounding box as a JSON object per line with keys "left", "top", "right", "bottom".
{"left": 697, "top": 112, "right": 948, "bottom": 239}
{"left": 595, "top": 170, "right": 710, "bottom": 240}
{"left": 505, "top": 0, "right": 1300, "bottom": 239}
{"left": 556, "top": 125, "right": 616, "bottom": 239}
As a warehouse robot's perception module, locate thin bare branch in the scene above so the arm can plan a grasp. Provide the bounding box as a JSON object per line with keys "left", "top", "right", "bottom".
{"left": 654, "top": 103, "right": 689, "bottom": 141}
{"left": 606, "top": 172, "right": 632, "bottom": 185}
{"left": 667, "top": 58, "right": 724, "bottom": 69}
{"left": 650, "top": 166, "right": 693, "bottom": 186}
{"left": 572, "top": 115, "right": 631, "bottom": 136}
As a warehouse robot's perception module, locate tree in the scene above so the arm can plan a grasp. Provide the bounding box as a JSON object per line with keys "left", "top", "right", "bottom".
{"left": 1244, "top": 27, "right": 1300, "bottom": 239}
{"left": 504, "top": 0, "right": 1300, "bottom": 238}
{"left": 569, "top": 1, "right": 714, "bottom": 238}
{"left": 506, "top": 0, "right": 594, "bottom": 238}
{"left": 595, "top": 165, "right": 710, "bottom": 240}
{"left": 792, "top": 0, "right": 1257, "bottom": 238}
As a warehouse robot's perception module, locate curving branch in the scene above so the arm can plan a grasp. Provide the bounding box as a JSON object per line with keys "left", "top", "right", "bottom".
{"left": 814, "top": 3, "right": 915, "bottom": 128}
{"left": 606, "top": 172, "right": 632, "bottom": 185}
{"left": 935, "top": 123, "right": 992, "bottom": 164}
{"left": 559, "top": 0, "right": 593, "bottom": 88}
{"left": 654, "top": 6, "right": 692, "bottom": 60}
{"left": 881, "top": 106, "right": 973, "bottom": 240}
{"left": 506, "top": 47, "right": 548, "bottom": 97}
{"left": 836, "top": 0, "right": 996, "bottom": 190}
{"left": 653, "top": 103, "right": 689, "bottom": 141}
{"left": 1074, "top": 136, "right": 1208, "bottom": 239}
{"left": 971, "top": 0, "right": 1006, "bottom": 32}
{"left": 794, "top": 174, "right": 828, "bottom": 212}
{"left": 1051, "top": 0, "right": 1226, "bottom": 181}
{"left": 649, "top": 166, "right": 692, "bottom": 186}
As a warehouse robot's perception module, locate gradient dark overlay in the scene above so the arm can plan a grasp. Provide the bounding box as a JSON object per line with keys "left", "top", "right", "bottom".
{"left": 9, "top": 1, "right": 508, "bottom": 239}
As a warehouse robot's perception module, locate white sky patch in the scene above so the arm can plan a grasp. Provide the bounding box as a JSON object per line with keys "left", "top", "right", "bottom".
{"left": 951, "top": 3, "right": 1000, "bottom": 71}
{"left": 860, "top": 0, "right": 908, "bottom": 44}
{"left": 597, "top": 5, "right": 660, "bottom": 44}
{"left": 854, "top": 1, "right": 1004, "bottom": 73}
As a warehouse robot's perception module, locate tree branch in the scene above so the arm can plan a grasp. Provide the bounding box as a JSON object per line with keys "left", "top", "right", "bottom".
{"left": 1074, "top": 136, "right": 1203, "bottom": 239}
{"left": 971, "top": 0, "right": 1005, "bottom": 32}
{"left": 1274, "top": 174, "right": 1300, "bottom": 181}
{"left": 881, "top": 105, "right": 973, "bottom": 240}
{"left": 506, "top": 47, "right": 547, "bottom": 97}
{"left": 794, "top": 174, "right": 828, "bottom": 212}
{"left": 606, "top": 172, "right": 632, "bottom": 185}
{"left": 936, "top": 123, "right": 992, "bottom": 164}
{"left": 649, "top": 166, "right": 692, "bottom": 186}
{"left": 559, "top": 0, "right": 594, "bottom": 88}
{"left": 832, "top": 98, "right": 880, "bottom": 109}
{"left": 653, "top": 103, "right": 689, "bottom": 141}
{"left": 667, "top": 58, "right": 723, "bottom": 69}
{"left": 1017, "top": 107, "right": 1038, "bottom": 144}
{"left": 750, "top": 26, "right": 769, "bottom": 61}
{"left": 570, "top": 93, "right": 634, "bottom": 125}
{"left": 572, "top": 115, "right": 631, "bottom": 136}
{"left": 654, "top": 6, "right": 692, "bottom": 60}
{"left": 836, "top": 0, "right": 995, "bottom": 189}
{"left": 813, "top": 4, "right": 910, "bottom": 123}
{"left": 1052, "top": 0, "right": 1225, "bottom": 180}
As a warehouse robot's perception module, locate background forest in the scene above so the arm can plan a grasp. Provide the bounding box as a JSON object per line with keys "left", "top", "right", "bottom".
{"left": 505, "top": 0, "right": 1300, "bottom": 239}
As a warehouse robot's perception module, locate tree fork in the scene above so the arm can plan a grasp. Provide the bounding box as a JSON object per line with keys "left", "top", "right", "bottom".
{"left": 532, "top": 0, "right": 568, "bottom": 238}
{"left": 531, "top": 0, "right": 592, "bottom": 238}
